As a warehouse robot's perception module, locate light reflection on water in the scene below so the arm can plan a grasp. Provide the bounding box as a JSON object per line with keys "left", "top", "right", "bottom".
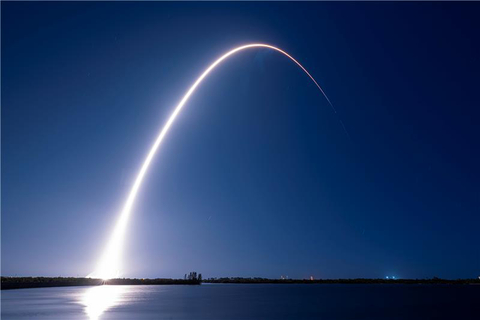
{"left": 80, "top": 285, "right": 129, "bottom": 320}
{"left": 1, "top": 284, "right": 478, "bottom": 320}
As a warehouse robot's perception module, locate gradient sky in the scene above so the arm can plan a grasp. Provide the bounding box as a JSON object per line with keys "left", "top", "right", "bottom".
{"left": 2, "top": 2, "right": 479, "bottom": 279}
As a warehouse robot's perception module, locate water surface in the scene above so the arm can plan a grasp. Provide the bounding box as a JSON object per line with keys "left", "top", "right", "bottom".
{"left": 2, "top": 284, "right": 479, "bottom": 319}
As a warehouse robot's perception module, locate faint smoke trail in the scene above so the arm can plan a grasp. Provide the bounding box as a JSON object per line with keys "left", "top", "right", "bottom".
{"left": 88, "top": 44, "right": 340, "bottom": 279}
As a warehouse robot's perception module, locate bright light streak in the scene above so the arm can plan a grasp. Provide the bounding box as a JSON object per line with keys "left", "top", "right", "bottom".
{"left": 88, "top": 44, "right": 333, "bottom": 280}
{"left": 81, "top": 285, "right": 127, "bottom": 320}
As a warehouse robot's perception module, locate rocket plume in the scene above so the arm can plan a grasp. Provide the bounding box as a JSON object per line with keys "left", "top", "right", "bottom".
{"left": 88, "top": 44, "right": 334, "bottom": 280}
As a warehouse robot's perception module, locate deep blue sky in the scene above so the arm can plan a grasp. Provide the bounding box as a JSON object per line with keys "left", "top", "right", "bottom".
{"left": 2, "top": 2, "right": 479, "bottom": 279}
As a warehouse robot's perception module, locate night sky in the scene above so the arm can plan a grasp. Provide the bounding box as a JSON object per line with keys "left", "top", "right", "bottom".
{"left": 2, "top": 2, "right": 479, "bottom": 279}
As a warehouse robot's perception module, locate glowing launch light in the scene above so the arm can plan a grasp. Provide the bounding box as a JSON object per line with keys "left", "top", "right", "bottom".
{"left": 88, "top": 44, "right": 334, "bottom": 280}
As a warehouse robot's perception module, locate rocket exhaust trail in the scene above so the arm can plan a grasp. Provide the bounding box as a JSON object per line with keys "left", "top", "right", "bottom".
{"left": 88, "top": 44, "right": 341, "bottom": 280}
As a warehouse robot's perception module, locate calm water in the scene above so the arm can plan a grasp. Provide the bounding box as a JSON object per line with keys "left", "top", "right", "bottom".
{"left": 1, "top": 284, "right": 479, "bottom": 320}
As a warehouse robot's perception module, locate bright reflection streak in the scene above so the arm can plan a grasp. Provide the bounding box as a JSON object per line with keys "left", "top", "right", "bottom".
{"left": 88, "top": 44, "right": 333, "bottom": 280}
{"left": 81, "top": 285, "right": 127, "bottom": 320}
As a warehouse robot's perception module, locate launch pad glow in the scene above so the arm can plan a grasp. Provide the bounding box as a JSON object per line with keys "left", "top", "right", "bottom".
{"left": 88, "top": 44, "right": 333, "bottom": 280}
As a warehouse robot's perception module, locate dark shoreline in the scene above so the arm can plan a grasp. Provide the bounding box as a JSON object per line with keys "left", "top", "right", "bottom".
{"left": 0, "top": 277, "right": 201, "bottom": 290}
{"left": 2, "top": 276, "right": 479, "bottom": 290}
{"left": 204, "top": 277, "right": 480, "bottom": 285}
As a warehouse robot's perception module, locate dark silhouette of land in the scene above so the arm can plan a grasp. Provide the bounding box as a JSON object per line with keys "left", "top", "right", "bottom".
{"left": 1, "top": 273, "right": 201, "bottom": 290}
{"left": 2, "top": 275, "right": 478, "bottom": 290}
{"left": 203, "top": 277, "right": 480, "bottom": 285}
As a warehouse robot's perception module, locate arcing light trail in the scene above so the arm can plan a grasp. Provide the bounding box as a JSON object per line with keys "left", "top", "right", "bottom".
{"left": 88, "top": 44, "right": 338, "bottom": 280}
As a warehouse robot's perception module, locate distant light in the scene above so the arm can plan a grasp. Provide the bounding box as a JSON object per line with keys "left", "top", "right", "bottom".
{"left": 386, "top": 276, "right": 389, "bottom": 279}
